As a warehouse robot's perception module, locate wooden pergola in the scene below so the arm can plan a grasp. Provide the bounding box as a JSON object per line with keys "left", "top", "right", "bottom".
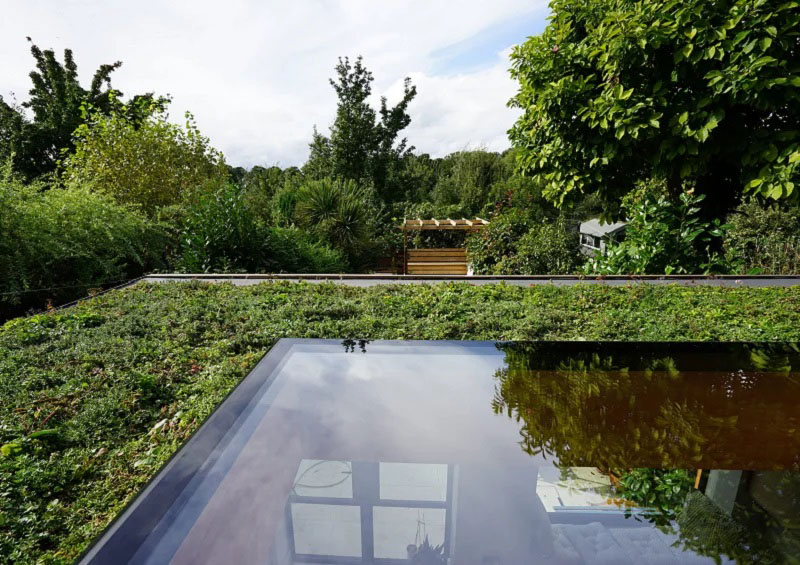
{"left": 401, "top": 218, "right": 489, "bottom": 231}
{"left": 400, "top": 218, "right": 489, "bottom": 275}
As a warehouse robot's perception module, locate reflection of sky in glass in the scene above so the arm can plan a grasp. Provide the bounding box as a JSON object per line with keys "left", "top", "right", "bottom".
{"left": 380, "top": 463, "right": 448, "bottom": 501}
{"left": 291, "top": 503, "right": 361, "bottom": 557}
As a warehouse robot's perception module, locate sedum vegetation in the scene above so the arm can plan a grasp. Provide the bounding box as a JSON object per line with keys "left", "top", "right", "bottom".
{"left": 2, "top": 281, "right": 800, "bottom": 563}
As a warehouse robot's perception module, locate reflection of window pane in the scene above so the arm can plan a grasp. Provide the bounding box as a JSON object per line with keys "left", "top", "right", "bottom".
{"left": 379, "top": 463, "right": 447, "bottom": 501}
{"left": 292, "top": 460, "right": 353, "bottom": 498}
{"left": 373, "top": 506, "right": 447, "bottom": 559}
{"left": 291, "top": 503, "right": 361, "bottom": 557}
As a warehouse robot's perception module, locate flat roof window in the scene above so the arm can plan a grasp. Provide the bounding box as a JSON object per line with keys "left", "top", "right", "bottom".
{"left": 79, "top": 340, "right": 800, "bottom": 565}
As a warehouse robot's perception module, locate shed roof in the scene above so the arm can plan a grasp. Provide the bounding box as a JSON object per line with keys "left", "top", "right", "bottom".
{"left": 579, "top": 218, "right": 627, "bottom": 238}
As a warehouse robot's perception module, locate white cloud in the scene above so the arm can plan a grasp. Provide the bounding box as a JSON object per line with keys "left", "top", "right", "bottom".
{"left": 0, "top": 0, "right": 547, "bottom": 167}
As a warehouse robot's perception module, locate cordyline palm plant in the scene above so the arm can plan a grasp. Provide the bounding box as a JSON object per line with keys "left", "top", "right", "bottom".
{"left": 295, "top": 178, "right": 372, "bottom": 251}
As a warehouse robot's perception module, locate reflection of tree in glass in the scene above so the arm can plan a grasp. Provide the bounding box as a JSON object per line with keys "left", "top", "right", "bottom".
{"left": 408, "top": 535, "right": 446, "bottom": 564}
{"left": 615, "top": 468, "right": 694, "bottom": 526}
{"left": 676, "top": 471, "right": 800, "bottom": 563}
{"left": 491, "top": 343, "right": 800, "bottom": 471}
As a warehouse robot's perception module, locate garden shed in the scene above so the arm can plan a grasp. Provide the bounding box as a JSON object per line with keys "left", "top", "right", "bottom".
{"left": 579, "top": 219, "right": 626, "bottom": 256}
{"left": 401, "top": 218, "right": 489, "bottom": 275}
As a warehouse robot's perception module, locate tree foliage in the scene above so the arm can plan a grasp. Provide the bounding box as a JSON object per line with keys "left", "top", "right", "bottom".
{"left": 509, "top": 0, "right": 800, "bottom": 217}
{"left": 65, "top": 100, "right": 227, "bottom": 214}
{"left": 305, "top": 56, "right": 417, "bottom": 201}
{"left": 492, "top": 342, "right": 800, "bottom": 470}
{"left": 0, "top": 39, "right": 166, "bottom": 180}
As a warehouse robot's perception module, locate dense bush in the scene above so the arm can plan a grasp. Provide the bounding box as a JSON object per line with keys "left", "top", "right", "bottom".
{"left": 586, "top": 190, "right": 731, "bottom": 275}
{"left": 175, "top": 182, "right": 346, "bottom": 273}
{"left": 242, "top": 166, "right": 303, "bottom": 224}
{"left": 467, "top": 211, "right": 581, "bottom": 275}
{"left": 724, "top": 200, "right": 800, "bottom": 274}
{"left": 467, "top": 210, "right": 532, "bottom": 273}
{"left": 65, "top": 101, "right": 228, "bottom": 214}
{"left": 0, "top": 165, "right": 167, "bottom": 317}
{"left": 432, "top": 150, "right": 509, "bottom": 215}
{"left": 176, "top": 182, "right": 264, "bottom": 272}
{"left": 263, "top": 227, "right": 348, "bottom": 273}
{"left": 493, "top": 220, "right": 583, "bottom": 275}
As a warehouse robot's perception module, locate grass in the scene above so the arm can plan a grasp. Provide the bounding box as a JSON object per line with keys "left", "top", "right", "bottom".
{"left": 1, "top": 280, "right": 800, "bottom": 563}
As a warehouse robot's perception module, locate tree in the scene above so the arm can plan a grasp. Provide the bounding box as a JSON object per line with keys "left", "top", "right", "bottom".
{"left": 0, "top": 39, "right": 166, "bottom": 180}
{"left": 432, "top": 150, "right": 508, "bottom": 214}
{"left": 64, "top": 100, "right": 227, "bottom": 214}
{"left": 306, "top": 56, "right": 417, "bottom": 201}
{"left": 509, "top": 0, "right": 800, "bottom": 218}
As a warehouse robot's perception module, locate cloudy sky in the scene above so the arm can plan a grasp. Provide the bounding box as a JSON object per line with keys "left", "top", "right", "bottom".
{"left": 1, "top": 1, "right": 549, "bottom": 168}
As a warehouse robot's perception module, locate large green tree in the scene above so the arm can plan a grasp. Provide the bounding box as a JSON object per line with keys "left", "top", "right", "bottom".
{"left": 0, "top": 39, "right": 165, "bottom": 180}
{"left": 305, "top": 56, "right": 417, "bottom": 201}
{"left": 509, "top": 0, "right": 800, "bottom": 218}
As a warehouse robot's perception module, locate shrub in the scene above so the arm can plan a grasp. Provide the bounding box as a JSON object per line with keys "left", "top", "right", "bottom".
{"left": 269, "top": 179, "right": 301, "bottom": 227}
{"left": 724, "top": 200, "right": 800, "bottom": 274}
{"left": 176, "top": 182, "right": 264, "bottom": 273}
{"left": 494, "top": 220, "right": 583, "bottom": 275}
{"left": 295, "top": 178, "right": 372, "bottom": 248}
{"left": 466, "top": 210, "right": 533, "bottom": 274}
{"left": 176, "top": 181, "right": 346, "bottom": 273}
{"left": 0, "top": 164, "right": 167, "bottom": 317}
{"left": 65, "top": 100, "right": 227, "bottom": 214}
{"left": 294, "top": 178, "right": 377, "bottom": 269}
{"left": 263, "top": 227, "right": 347, "bottom": 273}
{"left": 467, "top": 210, "right": 580, "bottom": 275}
{"left": 586, "top": 190, "right": 732, "bottom": 275}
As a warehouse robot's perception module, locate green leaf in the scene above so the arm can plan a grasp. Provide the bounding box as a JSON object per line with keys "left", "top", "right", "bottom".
{"left": 29, "top": 429, "right": 59, "bottom": 440}
{"left": 1, "top": 442, "right": 22, "bottom": 458}
{"left": 760, "top": 37, "right": 773, "bottom": 51}
{"left": 678, "top": 111, "right": 689, "bottom": 125}
{"left": 763, "top": 144, "right": 778, "bottom": 162}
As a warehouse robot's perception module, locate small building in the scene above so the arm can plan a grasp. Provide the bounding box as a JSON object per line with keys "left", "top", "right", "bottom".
{"left": 578, "top": 219, "right": 626, "bottom": 256}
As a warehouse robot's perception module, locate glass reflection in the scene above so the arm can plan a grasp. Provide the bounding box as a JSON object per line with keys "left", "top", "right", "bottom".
{"left": 84, "top": 341, "right": 800, "bottom": 565}
{"left": 271, "top": 460, "right": 454, "bottom": 564}
{"left": 492, "top": 342, "right": 800, "bottom": 470}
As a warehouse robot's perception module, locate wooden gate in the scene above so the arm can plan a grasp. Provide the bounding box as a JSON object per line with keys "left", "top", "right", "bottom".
{"left": 406, "top": 248, "right": 467, "bottom": 275}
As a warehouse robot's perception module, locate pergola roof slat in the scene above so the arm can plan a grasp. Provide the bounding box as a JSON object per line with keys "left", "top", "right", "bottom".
{"left": 400, "top": 217, "right": 489, "bottom": 231}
